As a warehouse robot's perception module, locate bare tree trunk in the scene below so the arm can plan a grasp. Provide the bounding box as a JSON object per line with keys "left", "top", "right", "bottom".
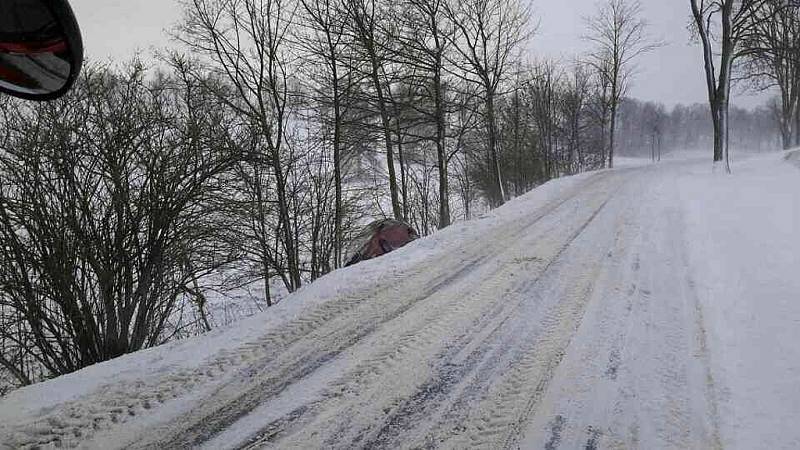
{"left": 485, "top": 93, "right": 505, "bottom": 206}
{"left": 350, "top": 0, "right": 403, "bottom": 219}
{"left": 395, "top": 119, "right": 409, "bottom": 221}
{"left": 333, "top": 91, "right": 343, "bottom": 267}
{"left": 600, "top": 110, "right": 608, "bottom": 168}
{"left": 718, "top": 37, "right": 734, "bottom": 171}
{"left": 795, "top": 101, "right": 800, "bottom": 147}
{"left": 779, "top": 79, "right": 796, "bottom": 150}
{"left": 651, "top": 132, "right": 656, "bottom": 162}
{"left": 794, "top": 91, "right": 800, "bottom": 147}
{"left": 262, "top": 257, "right": 273, "bottom": 307}
{"left": 272, "top": 155, "right": 303, "bottom": 289}
{"left": 434, "top": 67, "right": 451, "bottom": 228}
{"left": 190, "top": 274, "right": 212, "bottom": 332}
{"left": 780, "top": 110, "right": 793, "bottom": 150}
{"left": 609, "top": 84, "right": 618, "bottom": 169}
{"left": 657, "top": 133, "right": 662, "bottom": 161}
{"left": 331, "top": 63, "right": 344, "bottom": 268}
{"left": 253, "top": 162, "right": 274, "bottom": 307}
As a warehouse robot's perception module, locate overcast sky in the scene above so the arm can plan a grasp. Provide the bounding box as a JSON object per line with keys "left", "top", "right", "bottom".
{"left": 70, "top": 0, "right": 769, "bottom": 108}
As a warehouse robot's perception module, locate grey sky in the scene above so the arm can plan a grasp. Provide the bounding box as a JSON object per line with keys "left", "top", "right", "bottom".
{"left": 70, "top": 0, "right": 769, "bottom": 108}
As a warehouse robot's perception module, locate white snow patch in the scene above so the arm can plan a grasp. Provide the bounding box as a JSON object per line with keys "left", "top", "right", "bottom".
{"left": 678, "top": 150, "right": 800, "bottom": 449}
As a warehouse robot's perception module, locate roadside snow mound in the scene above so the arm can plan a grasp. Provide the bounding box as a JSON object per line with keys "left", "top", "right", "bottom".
{"left": 0, "top": 163, "right": 596, "bottom": 446}
{"left": 3, "top": 153, "right": 799, "bottom": 450}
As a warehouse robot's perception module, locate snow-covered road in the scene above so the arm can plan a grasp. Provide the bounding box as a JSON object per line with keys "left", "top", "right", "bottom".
{"left": 2, "top": 152, "right": 799, "bottom": 449}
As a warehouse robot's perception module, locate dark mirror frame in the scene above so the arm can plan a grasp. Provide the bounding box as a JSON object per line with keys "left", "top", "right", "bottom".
{"left": 0, "top": 0, "right": 84, "bottom": 101}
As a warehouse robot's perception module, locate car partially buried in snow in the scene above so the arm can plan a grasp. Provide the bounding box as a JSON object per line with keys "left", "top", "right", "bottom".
{"left": 345, "top": 219, "right": 419, "bottom": 267}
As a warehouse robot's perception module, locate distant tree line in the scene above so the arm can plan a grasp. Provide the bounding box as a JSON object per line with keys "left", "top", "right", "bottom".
{"left": 615, "top": 99, "right": 778, "bottom": 159}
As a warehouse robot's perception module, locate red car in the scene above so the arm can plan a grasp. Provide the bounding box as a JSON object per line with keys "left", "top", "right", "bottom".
{"left": 345, "top": 219, "right": 419, "bottom": 267}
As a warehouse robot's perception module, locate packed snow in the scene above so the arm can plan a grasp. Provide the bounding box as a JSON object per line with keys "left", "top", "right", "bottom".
{"left": 1, "top": 150, "right": 798, "bottom": 449}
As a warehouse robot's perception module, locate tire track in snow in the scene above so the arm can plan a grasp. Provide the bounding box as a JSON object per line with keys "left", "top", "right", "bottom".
{"left": 458, "top": 195, "right": 629, "bottom": 450}
{"left": 400, "top": 199, "right": 626, "bottom": 450}
{"left": 2, "top": 227, "right": 482, "bottom": 449}
{"left": 677, "top": 200, "right": 723, "bottom": 450}
{"left": 618, "top": 191, "right": 722, "bottom": 449}
{"left": 370, "top": 172, "right": 638, "bottom": 450}
{"left": 129, "top": 172, "right": 623, "bottom": 449}
{"left": 241, "top": 179, "right": 625, "bottom": 449}
{"left": 510, "top": 168, "right": 723, "bottom": 449}
{"left": 1, "top": 172, "right": 616, "bottom": 450}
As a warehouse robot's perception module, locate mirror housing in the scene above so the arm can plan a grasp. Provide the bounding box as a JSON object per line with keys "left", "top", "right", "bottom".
{"left": 0, "top": 0, "right": 83, "bottom": 101}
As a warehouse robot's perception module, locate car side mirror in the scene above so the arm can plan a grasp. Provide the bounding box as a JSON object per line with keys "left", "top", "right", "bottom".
{"left": 0, "top": 0, "right": 83, "bottom": 101}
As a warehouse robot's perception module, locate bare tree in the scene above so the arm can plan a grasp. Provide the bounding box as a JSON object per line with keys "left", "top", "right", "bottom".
{"left": 0, "top": 64, "right": 239, "bottom": 383}
{"left": 528, "top": 61, "right": 563, "bottom": 179}
{"left": 689, "top": 0, "right": 779, "bottom": 172}
{"left": 345, "top": 0, "right": 404, "bottom": 219}
{"left": 297, "top": 0, "right": 352, "bottom": 266}
{"left": 445, "top": 0, "right": 531, "bottom": 207}
{"left": 741, "top": 0, "right": 800, "bottom": 149}
{"left": 498, "top": 67, "right": 537, "bottom": 195}
{"left": 175, "top": 0, "right": 303, "bottom": 291}
{"left": 450, "top": 84, "right": 482, "bottom": 220}
{"left": 394, "top": 0, "right": 456, "bottom": 228}
{"left": 561, "top": 60, "right": 592, "bottom": 173}
{"left": 585, "top": 59, "right": 613, "bottom": 167}
{"left": 585, "top": 0, "right": 659, "bottom": 169}
{"left": 642, "top": 102, "right": 667, "bottom": 161}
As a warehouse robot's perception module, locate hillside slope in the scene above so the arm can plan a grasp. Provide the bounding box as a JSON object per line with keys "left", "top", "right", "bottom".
{"left": 2, "top": 152, "right": 799, "bottom": 449}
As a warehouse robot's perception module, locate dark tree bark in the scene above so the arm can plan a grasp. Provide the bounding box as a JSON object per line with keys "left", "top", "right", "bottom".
{"left": 347, "top": 0, "right": 403, "bottom": 220}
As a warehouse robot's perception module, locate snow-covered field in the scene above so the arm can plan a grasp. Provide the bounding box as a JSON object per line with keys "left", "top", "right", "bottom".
{"left": 1, "top": 151, "right": 799, "bottom": 449}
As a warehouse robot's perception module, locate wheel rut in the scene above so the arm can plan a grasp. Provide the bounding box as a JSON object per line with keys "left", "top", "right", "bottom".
{"left": 237, "top": 179, "right": 627, "bottom": 449}
{"left": 1, "top": 172, "right": 627, "bottom": 450}
{"left": 137, "top": 172, "right": 623, "bottom": 449}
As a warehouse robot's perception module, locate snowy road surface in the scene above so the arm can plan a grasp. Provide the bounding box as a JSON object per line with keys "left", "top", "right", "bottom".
{"left": 2, "top": 152, "right": 800, "bottom": 449}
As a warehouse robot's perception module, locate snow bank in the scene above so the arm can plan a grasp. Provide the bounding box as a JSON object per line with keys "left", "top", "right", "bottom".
{"left": 0, "top": 165, "right": 594, "bottom": 427}
{"left": 678, "top": 151, "right": 800, "bottom": 449}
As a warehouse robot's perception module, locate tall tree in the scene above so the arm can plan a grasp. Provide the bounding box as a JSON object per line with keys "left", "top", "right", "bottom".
{"left": 396, "top": 0, "right": 456, "bottom": 228}
{"left": 446, "top": 0, "right": 530, "bottom": 207}
{"left": 742, "top": 0, "right": 800, "bottom": 149}
{"left": 176, "top": 0, "right": 303, "bottom": 291}
{"left": 689, "top": 0, "right": 776, "bottom": 172}
{"left": 586, "top": 0, "right": 658, "bottom": 169}
{"left": 561, "top": 60, "right": 592, "bottom": 173}
{"left": 346, "top": 0, "right": 404, "bottom": 220}
{"left": 298, "top": 0, "right": 351, "bottom": 267}
{"left": 528, "top": 61, "right": 562, "bottom": 179}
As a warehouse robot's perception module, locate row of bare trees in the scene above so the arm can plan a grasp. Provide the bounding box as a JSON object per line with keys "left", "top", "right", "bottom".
{"left": 171, "top": 0, "right": 532, "bottom": 276}
{"left": 4, "top": 0, "right": 789, "bottom": 391}
{"left": 0, "top": 0, "right": 660, "bottom": 390}
{"left": 615, "top": 98, "right": 778, "bottom": 158}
